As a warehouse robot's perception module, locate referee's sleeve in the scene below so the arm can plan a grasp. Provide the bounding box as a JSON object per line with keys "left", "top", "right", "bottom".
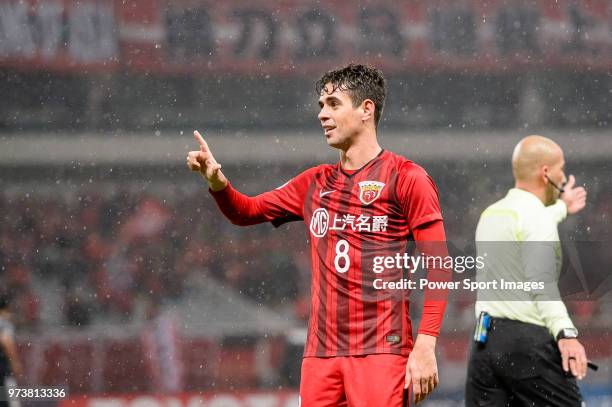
{"left": 545, "top": 199, "right": 568, "bottom": 224}
{"left": 522, "top": 214, "right": 575, "bottom": 338}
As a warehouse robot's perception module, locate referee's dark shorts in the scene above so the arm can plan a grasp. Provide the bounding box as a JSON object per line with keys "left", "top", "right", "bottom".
{"left": 465, "top": 317, "right": 583, "bottom": 406}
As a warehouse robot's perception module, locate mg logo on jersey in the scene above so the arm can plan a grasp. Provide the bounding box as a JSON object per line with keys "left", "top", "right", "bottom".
{"left": 310, "top": 208, "right": 329, "bottom": 237}
{"left": 358, "top": 181, "right": 385, "bottom": 205}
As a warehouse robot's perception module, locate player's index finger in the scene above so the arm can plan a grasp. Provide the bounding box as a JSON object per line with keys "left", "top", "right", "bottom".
{"left": 193, "top": 130, "right": 209, "bottom": 150}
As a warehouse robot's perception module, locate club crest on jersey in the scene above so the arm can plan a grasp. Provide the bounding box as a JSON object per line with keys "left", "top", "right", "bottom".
{"left": 358, "top": 181, "right": 385, "bottom": 205}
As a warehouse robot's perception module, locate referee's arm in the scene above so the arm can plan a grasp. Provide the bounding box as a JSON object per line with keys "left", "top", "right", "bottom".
{"left": 522, "top": 215, "right": 587, "bottom": 380}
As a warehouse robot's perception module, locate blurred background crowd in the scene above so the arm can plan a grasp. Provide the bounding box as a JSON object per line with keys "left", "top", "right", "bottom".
{"left": 2, "top": 166, "right": 611, "bottom": 331}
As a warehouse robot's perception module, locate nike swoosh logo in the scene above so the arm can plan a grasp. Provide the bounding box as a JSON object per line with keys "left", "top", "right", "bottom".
{"left": 319, "top": 189, "right": 337, "bottom": 197}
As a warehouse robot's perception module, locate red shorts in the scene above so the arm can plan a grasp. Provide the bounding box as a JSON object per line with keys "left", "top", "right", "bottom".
{"left": 299, "top": 354, "right": 408, "bottom": 407}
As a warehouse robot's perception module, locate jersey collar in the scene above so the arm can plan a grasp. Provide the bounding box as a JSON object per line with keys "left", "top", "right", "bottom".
{"left": 338, "top": 149, "right": 385, "bottom": 178}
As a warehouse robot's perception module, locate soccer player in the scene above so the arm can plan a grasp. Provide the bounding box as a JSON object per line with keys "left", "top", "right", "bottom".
{"left": 187, "top": 64, "right": 449, "bottom": 406}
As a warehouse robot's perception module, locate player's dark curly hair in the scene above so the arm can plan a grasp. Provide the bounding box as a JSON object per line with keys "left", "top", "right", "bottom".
{"left": 316, "top": 64, "right": 387, "bottom": 127}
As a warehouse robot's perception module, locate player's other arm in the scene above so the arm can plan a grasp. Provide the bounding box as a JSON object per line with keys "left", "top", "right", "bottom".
{"left": 397, "top": 163, "right": 449, "bottom": 338}
{"left": 187, "top": 130, "right": 310, "bottom": 226}
{"left": 413, "top": 221, "right": 449, "bottom": 339}
{"left": 397, "top": 162, "right": 449, "bottom": 404}
{"left": 407, "top": 220, "right": 449, "bottom": 404}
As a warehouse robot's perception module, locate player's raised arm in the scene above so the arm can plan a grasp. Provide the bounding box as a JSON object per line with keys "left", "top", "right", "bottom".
{"left": 188, "top": 130, "right": 313, "bottom": 227}
{"left": 187, "top": 130, "right": 228, "bottom": 191}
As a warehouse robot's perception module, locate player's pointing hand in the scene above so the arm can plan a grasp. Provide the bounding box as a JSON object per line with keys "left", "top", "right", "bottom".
{"left": 187, "top": 130, "right": 228, "bottom": 191}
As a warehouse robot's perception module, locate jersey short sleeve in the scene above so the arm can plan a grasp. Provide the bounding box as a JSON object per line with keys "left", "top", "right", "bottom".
{"left": 395, "top": 162, "right": 443, "bottom": 230}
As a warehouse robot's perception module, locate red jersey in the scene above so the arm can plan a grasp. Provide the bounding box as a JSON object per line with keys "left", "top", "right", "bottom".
{"left": 211, "top": 149, "right": 446, "bottom": 357}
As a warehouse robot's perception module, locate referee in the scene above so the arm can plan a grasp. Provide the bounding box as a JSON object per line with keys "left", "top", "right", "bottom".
{"left": 465, "top": 135, "right": 588, "bottom": 406}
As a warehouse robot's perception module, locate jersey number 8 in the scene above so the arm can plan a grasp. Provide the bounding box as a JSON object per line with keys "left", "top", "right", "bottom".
{"left": 334, "top": 239, "right": 350, "bottom": 273}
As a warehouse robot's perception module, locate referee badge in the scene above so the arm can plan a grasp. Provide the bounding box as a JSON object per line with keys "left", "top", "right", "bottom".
{"left": 358, "top": 181, "right": 385, "bottom": 205}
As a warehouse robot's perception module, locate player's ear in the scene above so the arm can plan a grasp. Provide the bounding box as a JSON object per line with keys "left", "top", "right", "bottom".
{"left": 361, "top": 99, "right": 375, "bottom": 123}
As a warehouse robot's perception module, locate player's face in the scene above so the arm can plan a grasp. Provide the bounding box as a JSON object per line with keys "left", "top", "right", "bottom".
{"left": 318, "top": 84, "right": 364, "bottom": 149}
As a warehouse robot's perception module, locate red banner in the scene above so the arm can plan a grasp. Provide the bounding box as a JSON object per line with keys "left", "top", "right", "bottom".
{"left": 0, "top": 0, "right": 119, "bottom": 72}
{"left": 1, "top": 0, "right": 611, "bottom": 73}
{"left": 120, "top": 0, "right": 612, "bottom": 74}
